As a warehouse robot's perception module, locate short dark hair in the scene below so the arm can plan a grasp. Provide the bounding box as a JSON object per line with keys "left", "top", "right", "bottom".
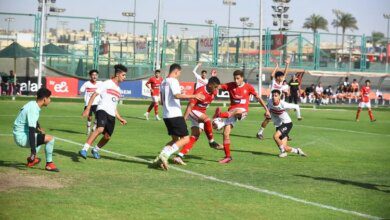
{"left": 275, "top": 71, "right": 284, "bottom": 78}
{"left": 114, "top": 64, "right": 128, "bottom": 75}
{"left": 271, "top": 89, "right": 281, "bottom": 95}
{"left": 365, "top": 79, "right": 370, "bottom": 83}
{"left": 88, "top": 69, "right": 99, "bottom": 76}
{"left": 233, "top": 70, "right": 244, "bottom": 78}
{"left": 169, "top": 63, "right": 181, "bottom": 73}
{"left": 201, "top": 70, "right": 207, "bottom": 74}
{"left": 37, "top": 88, "right": 51, "bottom": 100}
{"left": 155, "top": 69, "right": 161, "bottom": 73}
{"left": 208, "top": 76, "right": 221, "bottom": 85}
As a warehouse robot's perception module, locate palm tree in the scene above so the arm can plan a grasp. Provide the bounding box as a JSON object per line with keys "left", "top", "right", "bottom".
{"left": 333, "top": 12, "right": 358, "bottom": 51}
{"left": 371, "top": 31, "right": 384, "bottom": 47}
{"left": 332, "top": 9, "right": 343, "bottom": 67}
{"left": 303, "top": 14, "right": 328, "bottom": 67}
{"left": 303, "top": 14, "right": 329, "bottom": 46}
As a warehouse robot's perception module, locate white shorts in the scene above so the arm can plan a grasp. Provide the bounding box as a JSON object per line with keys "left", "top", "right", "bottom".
{"left": 358, "top": 101, "right": 371, "bottom": 108}
{"left": 213, "top": 108, "right": 247, "bottom": 130}
{"left": 152, "top": 96, "right": 160, "bottom": 103}
{"left": 189, "top": 110, "right": 205, "bottom": 130}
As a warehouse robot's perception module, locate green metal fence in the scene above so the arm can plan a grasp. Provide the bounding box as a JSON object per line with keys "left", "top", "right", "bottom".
{"left": 0, "top": 11, "right": 388, "bottom": 79}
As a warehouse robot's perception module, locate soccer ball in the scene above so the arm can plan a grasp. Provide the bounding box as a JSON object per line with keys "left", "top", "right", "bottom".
{"left": 212, "top": 118, "right": 224, "bottom": 131}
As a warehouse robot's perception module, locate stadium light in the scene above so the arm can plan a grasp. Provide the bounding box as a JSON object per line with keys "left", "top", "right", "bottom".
{"left": 4, "top": 17, "right": 15, "bottom": 44}
{"left": 271, "top": 0, "right": 292, "bottom": 32}
{"left": 223, "top": 0, "right": 236, "bottom": 64}
{"left": 205, "top": 19, "right": 214, "bottom": 37}
{"left": 384, "top": 14, "right": 390, "bottom": 73}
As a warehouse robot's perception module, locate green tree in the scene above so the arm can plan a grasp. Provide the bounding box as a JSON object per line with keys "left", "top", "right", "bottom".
{"left": 332, "top": 11, "right": 358, "bottom": 51}
{"left": 371, "top": 31, "right": 385, "bottom": 47}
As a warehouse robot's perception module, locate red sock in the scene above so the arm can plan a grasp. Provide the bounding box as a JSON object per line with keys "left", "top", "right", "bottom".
{"left": 204, "top": 119, "right": 214, "bottom": 141}
{"left": 220, "top": 112, "right": 231, "bottom": 118}
{"left": 368, "top": 110, "right": 374, "bottom": 121}
{"left": 356, "top": 109, "right": 361, "bottom": 120}
{"left": 223, "top": 139, "right": 231, "bottom": 158}
{"left": 180, "top": 136, "right": 198, "bottom": 155}
{"left": 154, "top": 103, "right": 159, "bottom": 115}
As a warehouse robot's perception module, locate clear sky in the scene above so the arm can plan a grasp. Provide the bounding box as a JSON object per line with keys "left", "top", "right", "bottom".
{"left": 0, "top": 0, "right": 389, "bottom": 36}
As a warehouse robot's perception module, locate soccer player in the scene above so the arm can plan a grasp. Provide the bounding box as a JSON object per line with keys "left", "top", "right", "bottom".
{"left": 152, "top": 63, "right": 204, "bottom": 170}
{"left": 172, "top": 77, "right": 222, "bottom": 165}
{"left": 13, "top": 88, "right": 59, "bottom": 172}
{"left": 79, "top": 69, "right": 102, "bottom": 135}
{"left": 268, "top": 89, "right": 306, "bottom": 158}
{"left": 79, "top": 64, "right": 128, "bottom": 159}
{"left": 212, "top": 70, "right": 270, "bottom": 163}
{"left": 144, "top": 69, "right": 163, "bottom": 120}
{"left": 193, "top": 62, "right": 209, "bottom": 90}
{"left": 356, "top": 80, "right": 376, "bottom": 122}
{"left": 256, "top": 58, "right": 290, "bottom": 140}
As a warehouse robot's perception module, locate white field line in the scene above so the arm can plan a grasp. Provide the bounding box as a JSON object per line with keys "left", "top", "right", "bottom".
{"left": 0, "top": 133, "right": 382, "bottom": 219}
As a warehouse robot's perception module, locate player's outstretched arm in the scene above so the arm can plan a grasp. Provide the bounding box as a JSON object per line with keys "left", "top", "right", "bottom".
{"left": 115, "top": 109, "right": 127, "bottom": 125}
{"left": 174, "top": 93, "right": 204, "bottom": 101}
{"left": 283, "top": 101, "right": 302, "bottom": 120}
{"left": 255, "top": 94, "right": 270, "bottom": 118}
{"left": 193, "top": 63, "right": 202, "bottom": 80}
{"left": 271, "top": 60, "right": 279, "bottom": 79}
{"left": 184, "top": 102, "right": 195, "bottom": 120}
{"left": 283, "top": 57, "right": 291, "bottom": 76}
{"left": 82, "top": 92, "right": 98, "bottom": 117}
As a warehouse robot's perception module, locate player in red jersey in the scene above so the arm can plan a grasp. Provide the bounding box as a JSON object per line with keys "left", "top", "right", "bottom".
{"left": 212, "top": 70, "right": 270, "bottom": 164}
{"left": 144, "top": 70, "right": 163, "bottom": 120}
{"left": 172, "top": 77, "right": 223, "bottom": 165}
{"left": 356, "top": 80, "right": 376, "bottom": 122}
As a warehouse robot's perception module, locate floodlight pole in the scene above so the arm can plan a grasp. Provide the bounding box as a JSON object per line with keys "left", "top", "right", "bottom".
{"left": 258, "top": 0, "right": 263, "bottom": 96}
{"left": 38, "top": 0, "right": 46, "bottom": 88}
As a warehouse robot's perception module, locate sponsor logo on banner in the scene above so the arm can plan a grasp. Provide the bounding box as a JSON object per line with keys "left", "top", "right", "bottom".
{"left": 199, "top": 38, "right": 213, "bottom": 53}
{"left": 18, "top": 77, "right": 47, "bottom": 95}
{"left": 46, "top": 77, "right": 78, "bottom": 97}
{"left": 141, "top": 80, "right": 151, "bottom": 97}
{"left": 135, "top": 41, "right": 147, "bottom": 53}
{"left": 119, "top": 80, "right": 143, "bottom": 98}
{"left": 180, "top": 82, "right": 195, "bottom": 95}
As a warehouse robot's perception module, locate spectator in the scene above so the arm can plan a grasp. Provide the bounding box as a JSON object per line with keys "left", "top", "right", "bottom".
{"left": 322, "top": 85, "right": 333, "bottom": 105}
{"left": 281, "top": 80, "right": 290, "bottom": 101}
{"left": 304, "top": 84, "right": 315, "bottom": 103}
{"left": 375, "top": 89, "right": 383, "bottom": 106}
{"left": 343, "top": 77, "right": 350, "bottom": 93}
{"left": 351, "top": 79, "right": 359, "bottom": 102}
{"left": 8, "top": 70, "right": 16, "bottom": 96}
{"left": 288, "top": 74, "right": 300, "bottom": 104}
{"left": 315, "top": 83, "right": 324, "bottom": 105}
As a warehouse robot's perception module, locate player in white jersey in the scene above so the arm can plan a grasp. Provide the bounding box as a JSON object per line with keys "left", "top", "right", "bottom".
{"left": 152, "top": 63, "right": 204, "bottom": 170}
{"left": 268, "top": 89, "right": 306, "bottom": 158}
{"left": 79, "top": 64, "right": 128, "bottom": 160}
{"left": 79, "top": 69, "right": 103, "bottom": 135}
{"left": 193, "top": 62, "right": 208, "bottom": 90}
{"left": 257, "top": 58, "right": 290, "bottom": 139}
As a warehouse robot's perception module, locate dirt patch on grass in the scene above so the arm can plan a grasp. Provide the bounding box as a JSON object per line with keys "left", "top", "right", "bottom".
{"left": 0, "top": 170, "right": 64, "bottom": 191}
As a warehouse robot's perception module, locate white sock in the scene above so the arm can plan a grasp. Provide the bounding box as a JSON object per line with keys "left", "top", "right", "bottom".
{"left": 178, "top": 152, "right": 184, "bottom": 158}
{"left": 209, "top": 139, "right": 214, "bottom": 143}
{"left": 258, "top": 127, "right": 264, "bottom": 135}
{"left": 82, "top": 143, "right": 91, "bottom": 151}
{"left": 161, "top": 144, "right": 179, "bottom": 157}
{"left": 290, "top": 148, "right": 298, "bottom": 154}
{"left": 279, "top": 145, "right": 285, "bottom": 153}
{"left": 93, "top": 120, "right": 97, "bottom": 130}
{"left": 93, "top": 146, "right": 100, "bottom": 152}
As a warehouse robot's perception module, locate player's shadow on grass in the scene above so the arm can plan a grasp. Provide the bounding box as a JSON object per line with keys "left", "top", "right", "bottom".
{"left": 99, "top": 155, "right": 150, "bottom": 166}
{"left": 230, "top": 133, "right": 271, "bottom": 140}
{"left": 231, "top": 149, "right": 276, "bottom": 157}
{"left": 123, "top": 116, "right": 148, "bottom": 121}
{"left": 49, "top": 128, "right": 84, "bottom": 135}
{"left": 0, "top": 160, "right": 27, "bottom": 170}
{"left": 295, "top": 174, "right": 390, "bottom": 193}
{"left": 324, "top": 117, "right": 353, "bottom": 122}
{"left": 54, "top": 149, "right": 81, "bottom": 162}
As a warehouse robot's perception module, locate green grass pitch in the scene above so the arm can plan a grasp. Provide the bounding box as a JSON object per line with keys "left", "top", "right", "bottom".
{"left": 0, "top": 100, "right": 389, "bottom": 219}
